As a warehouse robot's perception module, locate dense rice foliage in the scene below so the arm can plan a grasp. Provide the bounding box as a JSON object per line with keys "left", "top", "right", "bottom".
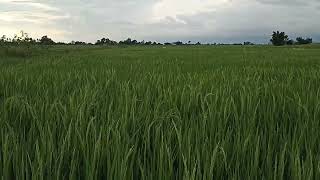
{"left": 1, "top": 45, "right": 320, "bottom": 179}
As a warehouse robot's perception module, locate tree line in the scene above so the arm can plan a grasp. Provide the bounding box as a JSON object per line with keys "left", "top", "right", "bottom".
{"left": 0, "top": 33, "right": 220, "bottom": 46}
{"left": 0, "top": 30, "right": 314, "bottom": 46}
{"left": 270, "top": 31, "right": 313, "bottom": 46}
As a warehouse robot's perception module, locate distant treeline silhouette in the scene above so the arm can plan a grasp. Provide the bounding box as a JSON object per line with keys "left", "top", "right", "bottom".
{"left": 271, "top": 31, "right": 313, "bottom": 46}
{"left": 0, "top": 30, "right": 314, "bottom": 46}
{"left": 0, "top": 31, "right": 256, "bottom": 46}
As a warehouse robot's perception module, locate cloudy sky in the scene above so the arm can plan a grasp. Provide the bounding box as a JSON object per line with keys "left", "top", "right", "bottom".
{"left": 0, "top": 0, "right": 319, "bottom": 43}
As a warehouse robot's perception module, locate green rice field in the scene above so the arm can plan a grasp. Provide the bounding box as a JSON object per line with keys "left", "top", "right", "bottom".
{"left": 1, "top": 45, "right": 320, "bottom": 179}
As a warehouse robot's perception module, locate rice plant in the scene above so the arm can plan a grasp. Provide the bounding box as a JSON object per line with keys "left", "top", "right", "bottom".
{"left": 0, "top": 45, "right": 320, "bottom": 179}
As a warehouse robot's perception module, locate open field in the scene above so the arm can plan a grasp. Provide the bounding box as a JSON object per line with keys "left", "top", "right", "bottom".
{"left": 1, "top": 45, "right": 320, "bottom": 179}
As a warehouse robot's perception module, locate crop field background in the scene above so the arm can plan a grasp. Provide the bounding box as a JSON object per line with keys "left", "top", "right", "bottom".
{"left": 1, "top": 45, "right": 320, "bottom": 179}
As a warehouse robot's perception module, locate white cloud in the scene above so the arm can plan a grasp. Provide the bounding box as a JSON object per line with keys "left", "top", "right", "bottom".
{"left": 0, "top": 0, "right": 59, "bottom": 11}
{"left": 0, "top": 11, "right": 69, "bottom": 23}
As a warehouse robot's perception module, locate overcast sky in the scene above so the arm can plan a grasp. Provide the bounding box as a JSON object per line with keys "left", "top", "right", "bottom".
{"left": 0, "top": 0, "right": 319, "bottom": 43}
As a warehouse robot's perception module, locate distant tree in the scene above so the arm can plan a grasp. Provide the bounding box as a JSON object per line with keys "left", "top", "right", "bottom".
{"left": 56, "top": 42, "right": 67, "bottom": 45}
{"left": 95, "top": 37, "right": 117, "bottom": 45}
{"left": 131, "top": 39, "right": 138, "bottom": 45}
{"left": 39, "top": 35, "right": 55, "bottom": 45}
{"left": 195, "top": 42, "right": 201, "bottom": 45}
{"left": 244, "top": 41, "right": 254, "bottom": 45}
{"left": 12, "top": 34, "right": 20, "bottom": 44}
{"left": 74, "top": 41, "right": 87, "bottom": 45}
{"left": 173, "top": 41, "right": 183, "bottom": 45}
{"left": 123, "top": 38, "right": 132, "bottom": 45}
{"left": 307, "top": 38, "right": 312, "bottom": 44}
{"left": 287, "top": 39, "right": 294, "bottom": 45}
{"left": 270, "top": 31, "right": 289, "bottom": 46}
{"left": 0, "top": 35, "right": 6, "bottom": 44}
{"left": 296, "top": 37, "right": 312, "bottom": 45}
{"left": 119, "top": 38, "right": 138, "bottom": 45}
{"left": 164, "top": 42, "right": 172, "bottom": 45}
{"left": 145, "top": 41, "right": 152, "bottom": 45}
{"left": 7, "top": 31, "right": 36, "bottom": 45}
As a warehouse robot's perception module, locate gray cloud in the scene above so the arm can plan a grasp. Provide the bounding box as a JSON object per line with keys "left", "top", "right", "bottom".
{"left": 256, "top": 0, "right": 308, "bottom": 6}
{"left": 256, "top": 0, "right": 320, "bottom": 7}
{"left": 0, "top": 0, "right": 319, "bottom": 43}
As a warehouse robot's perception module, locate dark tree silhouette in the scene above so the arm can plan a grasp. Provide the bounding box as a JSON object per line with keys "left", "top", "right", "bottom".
{"left": 145, "top": 41, "right": 152, "bottom": 45}
{"left": 173, "top": 41, "right": 183, "bottom": 45}
{"left": 123, "top": 38, "right": 132, "bottom": 45}
{"left": 0, "top": 35, "right": 6, "bottom": 44}
{"left": 131, "top": 39, "right": 138, "bottom": 45}
{"left": 39, "top": 36, "right": 55, "bottom": 45}
{"left": 287, "top": 39, "right": 294, "bottom": 45}
{"left": 270, "top": 31, "right": 289, "bottom": 46}
{"left": 95, "top": 38, "right": 117, "bottom": 45}
{"left": 244, "top": 41, "right": 254, "bottom": 45}
{"left": 296, "top": 37, "right": 312, "bottom": 45}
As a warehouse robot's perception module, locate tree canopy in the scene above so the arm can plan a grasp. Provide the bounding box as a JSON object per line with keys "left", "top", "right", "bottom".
{"left": 296, "top": 37, "right": 312, "bottom": 45}
{"left": 0, "top": 30, "right": 315, "bottom": 46}
{"left": 39, "top": 36, "right": 55, "bottom": 45}
{"left": 270, "top": 31, "right": 289, "bottom": 46}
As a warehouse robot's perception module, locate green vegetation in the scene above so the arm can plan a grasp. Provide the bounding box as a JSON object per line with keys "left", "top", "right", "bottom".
{"left": 2, "top": 30, "right": 314, "bottom": 47}
{"left": 1, "top": 45, "right": 320, "bottom": 179}
{"left": 270, "top": 31, "right": 313, "bottom": 46}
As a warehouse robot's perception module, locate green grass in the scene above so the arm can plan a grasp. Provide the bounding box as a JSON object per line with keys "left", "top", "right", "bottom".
{"left": 1, "top": 45, "right": 320, "bottom": 179}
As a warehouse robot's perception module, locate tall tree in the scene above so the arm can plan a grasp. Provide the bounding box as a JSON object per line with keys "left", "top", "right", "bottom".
{"left": 270, "top": 31, "right": 289, "bottom": 46}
